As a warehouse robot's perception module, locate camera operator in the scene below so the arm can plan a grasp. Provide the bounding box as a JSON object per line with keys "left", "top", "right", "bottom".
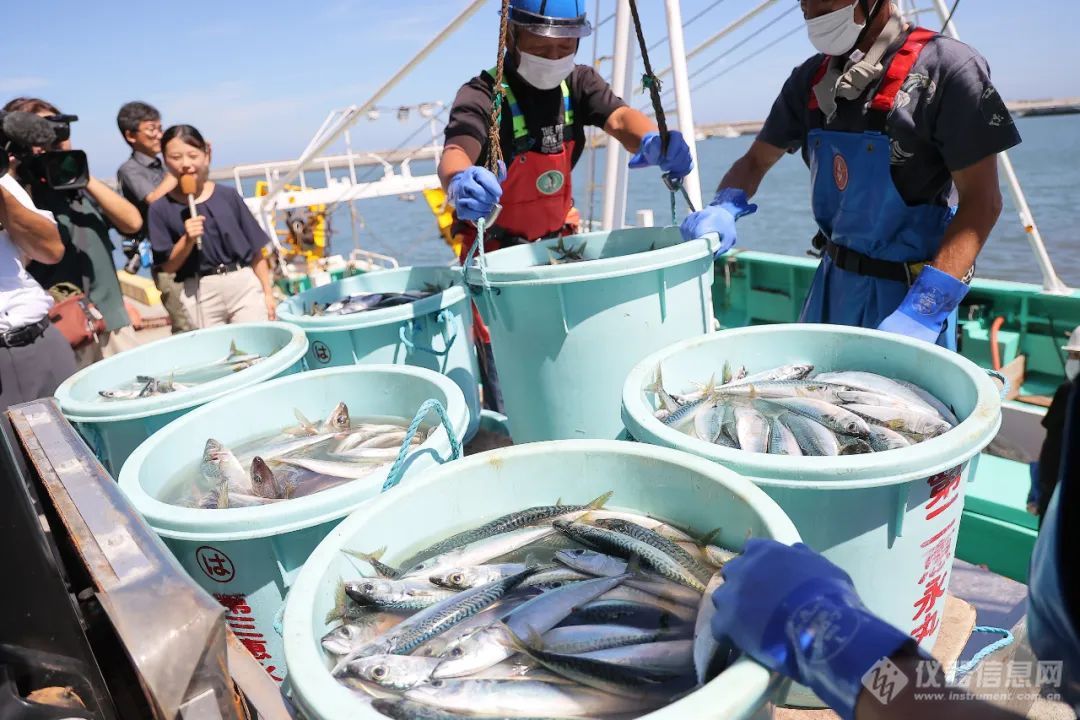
{"left": 5, "top": 98, "right": 141, "bottom": 367}
{"left": 0, "top": 145, "right": 76, "bottom": 406}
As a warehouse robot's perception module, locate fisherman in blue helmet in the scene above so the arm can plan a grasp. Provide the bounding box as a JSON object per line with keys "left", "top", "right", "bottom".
{"left": 681, "top": 0, "right": 1021, "bottom": 348}
{"left": 439, "top": 0, "right": 693, "bottom": 409}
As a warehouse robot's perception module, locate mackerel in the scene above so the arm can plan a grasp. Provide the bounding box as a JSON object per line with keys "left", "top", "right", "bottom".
{"left": 541, "top": 625, "right": 681, "bottom": 655}
{"left": 553, "top": 520, "right": 706, "bottom": 592}
{"left": 401, "top": 492, "right": 612, "bottom": 569}
{"left": 762, "top": 396, "right": 871, "bottom": 438}
{"left": 593, "top": 518, "right": 713, "bottom": 583}
{"left": 334, "top": 567, "right": 538, "bottom": 668}
{"left": 767, "top": 416, "right": 803, "bottom": 455}
{"left": 781, "top": 413, "right": 841, "bottom": 456}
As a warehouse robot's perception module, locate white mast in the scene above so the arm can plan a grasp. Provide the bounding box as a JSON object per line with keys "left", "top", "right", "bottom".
{"left": 601, "top": 0, "right": 635, "bottom": 230}
{"left": 664, "top": 0, "right": 704, "bottom": 210}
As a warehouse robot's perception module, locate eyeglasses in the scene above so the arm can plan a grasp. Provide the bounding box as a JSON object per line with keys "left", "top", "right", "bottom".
{"left": 140, "top": 125, "right": 163, "bottom": 137}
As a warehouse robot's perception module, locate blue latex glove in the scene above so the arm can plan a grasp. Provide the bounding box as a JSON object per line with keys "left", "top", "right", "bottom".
{"left": 138, "top": 239, "right": 153, "bottom": 269}
{"left": 628, "top": 131, "right": 694, "bottom": 179}
{"left": 711, "top": 539, "right": 914, "bottom": 720}
{"left": 877, "top": 265, "right": 970, "bottom": 344}
{"left": 679, "top": 188, "right": 757, "bottom": 257}
{"left": 447, "top": 166, "right": 504, "bottom": 222}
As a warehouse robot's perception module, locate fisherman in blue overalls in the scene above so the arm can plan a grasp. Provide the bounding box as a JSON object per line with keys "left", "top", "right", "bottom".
{"left": 682, "top": 0, "right": 1021, "bottom": 347}
{"left": 708, "top": 381, "right": 1080, "bottom": 719}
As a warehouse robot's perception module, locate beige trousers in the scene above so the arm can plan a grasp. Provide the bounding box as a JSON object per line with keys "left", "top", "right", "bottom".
{"left": 73, "top": 324, "right": 141, "bottom": 370}
{"left": 181, "top": 267, "right": 269, "bottom": 329}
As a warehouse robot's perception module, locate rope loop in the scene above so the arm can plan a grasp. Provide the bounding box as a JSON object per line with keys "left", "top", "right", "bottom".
{"left": 381, "top": 398, "right": 462, "bottom": 492}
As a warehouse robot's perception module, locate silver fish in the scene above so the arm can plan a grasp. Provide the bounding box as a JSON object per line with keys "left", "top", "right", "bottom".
{"left": 336, "top": 567, "right": 540, "bottom": 667}
{"left": 541, "top": 625, "right": 681, "bottom": 655}
{"left": 781, "top": 413, "right": 840, "bottom": 456}
{"left": 895, "top": 379, "right": 959, "bottom": 425}
{"left": 343, "top": 654, "right": 443, "bottom": 691}
{"left": 200, "top": 439, "right": 250, "bottom": 495}
{"left": 734, "top": 406, "right": 770, "bottom": 454}
{"left": 598, "top": 586, "right": 697, "bottom": 624}
{"left": 277, "top": 456, "right": 389, "bottom": 480}
{"left": 844, "top": 404, "right": 953, "bottom": 438}
{"left": 694, "top": 572, "right": 725, "bottom": 685}
{"left": 250, "top": 456, "right": 292, "bottom": 499}
{"left": 433, "top": 574, "right": 627, "bottom": 679}
{"left": 867, "top": 424, "right": 912, "bottom": 452}
{"left": 767, "top": 416, "right": 803, "bottom": 455}
{"left": 693, "top": 401, "right": 724, "bottom": 443}
{"left": 553, "top": 520, "right": 706, "bottom": 592}
{"left": 403, "top": 679, "right": 658, "bottom": 718}
{"left": 346, "top": 578, "right": 457, "bottom": 611}
{"left": 429, "top": 563, "right": 528, "bottom": 590}
{"left": 499, "top": 630, "right": 673, "bottom": 699}
{"left": 402, "top": 492, "right": 612, "bottom": 571}
{"left": 814, "top": 371, "right": 942, "bottom": 417}
{"left": 577, "top": 639, "right": 695, "bottom": 676}
{"left": 403, "top": 526, "right": 562, "bottom": 580}
{"left": 592, "top": 518, "right": 713, "bottom": 583}
{"left": 762, "top": 397, "right": 870, "bottom": 438}
{"left": 372, "top": 697, "right": 574, "bottom": 720}
{"left": 554, "top": 549, "right": 702, "bottom": 607}
{"left": 725, "top": 363, "right": 814, "bottom": 386}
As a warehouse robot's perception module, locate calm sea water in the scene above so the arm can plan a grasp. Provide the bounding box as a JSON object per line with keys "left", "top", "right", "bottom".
{"left": 251, "top": 114, "right": 1078, "bottom": 287}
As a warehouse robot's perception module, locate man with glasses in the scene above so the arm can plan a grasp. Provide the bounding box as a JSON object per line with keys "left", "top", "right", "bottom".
{"left": 681, "top": 0, "right": 1019, "bottom": 349}
{"left": 116, "top": 101, "right": 192, "bottom": 333}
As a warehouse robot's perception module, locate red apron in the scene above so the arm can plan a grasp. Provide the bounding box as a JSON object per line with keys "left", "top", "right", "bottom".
{"left": 457, "top": 74, "right": 577, "bottom": 343}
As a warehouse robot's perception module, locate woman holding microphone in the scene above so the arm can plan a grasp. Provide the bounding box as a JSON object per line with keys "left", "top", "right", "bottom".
{"left": 148, "top": 125, "right": 276, "bottom": 328}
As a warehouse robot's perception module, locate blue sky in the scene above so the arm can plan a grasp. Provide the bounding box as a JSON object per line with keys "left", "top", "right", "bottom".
{"left": 3, "top": 0, "right": 1076, "bottom": 176}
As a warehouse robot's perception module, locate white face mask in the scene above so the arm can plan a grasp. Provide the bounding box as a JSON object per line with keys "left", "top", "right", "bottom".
{"left": 516, "top": 51, "right": 576, "bottom": 90}
{"left": 1067, "top": 358, "right": 1079, "bottom": 381}
{"left": 806, "top": 2, "right": 866, "bottom": 56}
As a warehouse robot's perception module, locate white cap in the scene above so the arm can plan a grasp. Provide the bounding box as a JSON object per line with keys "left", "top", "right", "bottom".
{"left": 1064, "top": 326, "right": 1080, "bottom": 353}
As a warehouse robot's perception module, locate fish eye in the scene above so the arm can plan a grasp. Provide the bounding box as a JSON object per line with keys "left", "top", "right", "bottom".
{"left": 372, "top": 666, "right": 387, "bottom": 678}
{"left": 450, "top": 573, "right": 464, "bottom": 585}
{"left": 450, "top": 647, "right": 463, "bottom": 658}
{"left": 431, "top": 680, "right": 444, "bottom": 688}
{"left": 362, "top": 583, "right": 375, "bottom": 593}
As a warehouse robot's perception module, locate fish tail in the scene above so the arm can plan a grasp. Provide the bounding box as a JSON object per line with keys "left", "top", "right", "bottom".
{"left": 586, "top": 490, "right": 614, "bottom": 510}
{"left": 326, "top": 579, "right": 348, "bottom": 623}
{"left": 645, "top": 365, "right": 663, "bottom": 395}
{"left": 698, "top": 526, "right": 723, "bottom": 547}
{"left": 722, "top": 361, "right": 732, "bottom": 385}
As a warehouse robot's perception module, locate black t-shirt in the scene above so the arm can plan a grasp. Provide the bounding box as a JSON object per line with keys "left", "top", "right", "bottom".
{"left": 444, "top": 62, "right": 626, "bottom": 169}
{"left": 759, "top": 30, "right": 1021, "bottom": 207}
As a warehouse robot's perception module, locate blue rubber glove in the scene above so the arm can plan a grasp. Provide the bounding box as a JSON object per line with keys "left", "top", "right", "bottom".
{"left": 877, "top": 265, "right": 970, "bottom": 344}
{"left": 138, "top": 239, "right": 153, "bottom": 269}
{"left": 447, "top": 166, "right": 504, "bottom": 222}
{"left": 628, "top": 131, "right": 694, "bottom": 179}
{"left": 679, "top": 188, "right": 757, "bottom": 258}
{"left": 711, "top": 539, "right": 913, "bottom": 720}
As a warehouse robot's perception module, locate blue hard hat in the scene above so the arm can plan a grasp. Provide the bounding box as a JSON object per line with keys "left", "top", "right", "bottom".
{"left": 509, "top": 0, "right": 592, "bottom": 38}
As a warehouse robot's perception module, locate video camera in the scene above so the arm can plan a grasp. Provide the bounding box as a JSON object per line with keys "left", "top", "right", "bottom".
{"left": 0, "top": 111, "right": 89, "bottom": 191}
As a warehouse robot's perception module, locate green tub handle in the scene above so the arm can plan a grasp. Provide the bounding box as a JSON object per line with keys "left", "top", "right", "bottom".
{"left": 382, "top": 398, "right": 462, "bottom": 492}
{"left": 399, "top": 309, "right": 458, "bottom": 358}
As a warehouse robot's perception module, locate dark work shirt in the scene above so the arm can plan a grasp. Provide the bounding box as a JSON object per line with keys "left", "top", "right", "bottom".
{"left": 28, "top": 188, "right": 130, "bottom": 332}
{"left": 1037, "top": 379, "right": 1074, "bottom": 520}
{"left": 759, "top": 30, "right": 1021, "bottom": 207}
{"left": 147, "top": 184, "right": 270, "bottom": 281}
{"left": 445, "top": 62, "right": 626, "bottom": 169}
{"left": 117, "top": 151, "right": 166, "bottom": 240}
